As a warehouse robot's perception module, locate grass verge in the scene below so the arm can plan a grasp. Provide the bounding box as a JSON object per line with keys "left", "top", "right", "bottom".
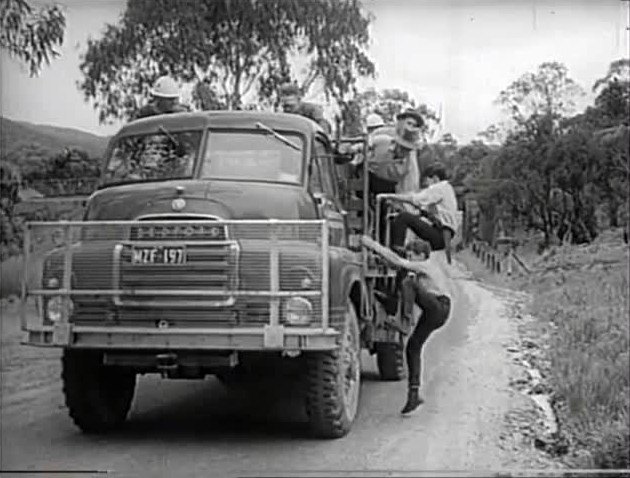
{"left": 459, "top": 230, "right": 629, "bottom": 468}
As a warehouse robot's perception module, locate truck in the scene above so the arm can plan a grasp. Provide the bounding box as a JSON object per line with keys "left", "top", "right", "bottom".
{"left": 21, "top": 111, "right": 410, "bottom": 439}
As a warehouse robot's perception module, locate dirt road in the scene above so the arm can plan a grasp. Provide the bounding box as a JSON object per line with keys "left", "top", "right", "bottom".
{"left": 1, "top": 260, "right": 559, "bottom": 476}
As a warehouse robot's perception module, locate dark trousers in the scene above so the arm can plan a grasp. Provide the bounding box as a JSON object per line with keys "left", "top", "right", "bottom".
{"left": 402, "top": 278, "right": 451, "bottom": 388}
{"left": 391, "top": 211, "right": 445, "bottom": 251}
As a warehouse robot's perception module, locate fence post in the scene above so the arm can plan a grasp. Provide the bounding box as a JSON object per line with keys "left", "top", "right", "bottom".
{"left": 506, "top": 246, "right": 513, "bottom": 276}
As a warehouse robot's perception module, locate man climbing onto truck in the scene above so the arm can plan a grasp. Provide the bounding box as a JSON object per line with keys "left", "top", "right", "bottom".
{"left": 361, "top": 236, "right": 453, "bottom": 415}
{"left": 387, "top": 161, "right": 459, "bottom": 253}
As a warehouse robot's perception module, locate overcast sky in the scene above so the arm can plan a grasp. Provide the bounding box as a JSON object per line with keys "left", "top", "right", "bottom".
{"left": 1, "top": 0, "right": 628, "bottom": 142}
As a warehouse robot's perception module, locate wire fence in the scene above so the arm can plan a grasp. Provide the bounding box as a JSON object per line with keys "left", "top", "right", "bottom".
{"left": 470, "top": 238, "right": 531, "bottom": 275}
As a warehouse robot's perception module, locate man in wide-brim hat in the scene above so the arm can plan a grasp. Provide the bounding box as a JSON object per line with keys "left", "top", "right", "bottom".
{"left": 397, "top": 108, "right": 425, "bottom": 130}
{"left": 365, "top": 108, "right": 424, "bottom": 240}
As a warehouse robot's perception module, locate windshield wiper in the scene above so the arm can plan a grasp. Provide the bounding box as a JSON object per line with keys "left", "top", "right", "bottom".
{"left": 255, "top": 122, "right": 301, "bottom": 151}
{"left": 158, "top": 125, "right": 182, "bottom": 150}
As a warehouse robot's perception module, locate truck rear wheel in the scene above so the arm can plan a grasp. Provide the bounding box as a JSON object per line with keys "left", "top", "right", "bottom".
{"left": 62, "top": 350, "right": 136, "bottom": 433}
{"left": 305, "top": 299, "right": 361, "bottom": 439}
{"left": 376, "top": 341, "right": 405, "bottom": 381}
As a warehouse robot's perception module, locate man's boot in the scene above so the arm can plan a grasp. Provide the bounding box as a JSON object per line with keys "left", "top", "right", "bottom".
{"left": 401, "top": 386, "right": 423, "bottom": 415}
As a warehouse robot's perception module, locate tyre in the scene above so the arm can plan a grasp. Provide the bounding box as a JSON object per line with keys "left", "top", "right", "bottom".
{"left": 215, "top": 368, "right": 249, "bottom": 389}
{"left": 305, "top": 299, "right": 361, "bottom": 439}
{"left": 376, "top": 341, "right": 405, "bottom": 381}
{"left": 62, "top": 350, "right": 136, "bottom": 433}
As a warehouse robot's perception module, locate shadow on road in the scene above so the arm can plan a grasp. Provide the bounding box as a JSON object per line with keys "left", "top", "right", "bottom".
{"left": 81, "top": 364, "right": 388, "bottom": 443}
{"left": 106, "top": 376, "right": 313, "bottom": 442}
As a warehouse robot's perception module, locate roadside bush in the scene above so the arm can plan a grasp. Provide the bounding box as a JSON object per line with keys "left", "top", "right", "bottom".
{"left": 526, "top": 240, "right": 629, "bottom": 468}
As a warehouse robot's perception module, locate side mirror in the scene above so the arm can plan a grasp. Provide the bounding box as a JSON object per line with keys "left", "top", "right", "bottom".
{"left": 313, "top": 192, "right": 326, "bottom": 205}
{"left": 313, "top": 192, "right": 336, "bottom": 213}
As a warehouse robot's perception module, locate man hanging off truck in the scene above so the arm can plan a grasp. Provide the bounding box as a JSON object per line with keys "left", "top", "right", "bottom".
{"left": 361, "top": 235, "right": 453, "bottom": 415}
{"left": 386, "top": 161, "right": 459, "bottom": 255}
{"left": 278, "top": 82, "right": 332, "bottom": 134}
{"left": 135, "top": 75, "right": 190, "bottom": 119}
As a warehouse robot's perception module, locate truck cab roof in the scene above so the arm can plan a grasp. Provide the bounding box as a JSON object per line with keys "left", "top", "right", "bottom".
{"left": 116, "top": 110, "right": 328, "bottom": 139}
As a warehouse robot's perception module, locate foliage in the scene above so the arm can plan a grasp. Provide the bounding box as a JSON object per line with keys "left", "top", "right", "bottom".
{"left": 547, "top": 129, "right": 602, "bottom": 242}
{"left": 0, "top": 162, "right": 23, "bottom": 260}
{"left": 459, "top": 60, "right": 629, "bottom": 247}
{"left": 0, "top": 0, "right": 65, "bottom": 76}
{"left": 4, "top": 145, "right": 101, "bottom": 182}
{"left": 345, "top": 87, "right": 441, "bottom": 140}
{"left": 523, "top": 238, "right": 629, "bottom": 468}
{"left": 1, "top": 144, "right": 101, "bottom": 259}
{"left": 477, "top": 123, "right": 505, "bottom": 144}
{"left": 592, "top": 58, "right": 630, "bottom": 126}
{"left": 497, "top": 61, "right": 584, "bottom": 128}
{"left": 450, "top": 140, "right": 495, "bottom": 189}
{"left": 78, "top": 0, "right": 375, "bottom": 123}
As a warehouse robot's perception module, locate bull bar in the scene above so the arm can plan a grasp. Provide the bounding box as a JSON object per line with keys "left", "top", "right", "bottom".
{"left": 21, "top": 219, "right": 338, "bottom": 351}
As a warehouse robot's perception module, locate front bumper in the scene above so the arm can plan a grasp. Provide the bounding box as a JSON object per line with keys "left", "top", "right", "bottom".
{"left": 23, "top": 324, "right": 339, "bottom": 351}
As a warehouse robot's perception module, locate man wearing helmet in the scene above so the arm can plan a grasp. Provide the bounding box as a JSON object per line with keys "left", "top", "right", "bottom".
{"left": 348, "top": 112, "right": 386, "bottom": 164}
{"left": 135, "top": 75, "right": 190, "bottom": 119}
{"left": 366, "top": 112, "right": 386, "bottom": 135}
{"left": 278, "top": 82, "right": 332, "bottom": 134}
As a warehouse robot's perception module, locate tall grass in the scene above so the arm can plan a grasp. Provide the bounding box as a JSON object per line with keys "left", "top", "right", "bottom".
{"left": 526, "top": 241, "right": 629, "bottom": 468}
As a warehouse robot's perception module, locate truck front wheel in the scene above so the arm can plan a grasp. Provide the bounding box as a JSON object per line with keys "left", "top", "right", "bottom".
{"left": 62, "top": 350, "right": 136, "bottom": 433}
{"left": 305, "top": 299, "right": 361, "bottom": 439}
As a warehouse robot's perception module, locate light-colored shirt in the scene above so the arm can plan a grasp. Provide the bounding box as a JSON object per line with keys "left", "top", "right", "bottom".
{"left": 413, "top": 250, "right": 453, "bottom": 299}
{"left": 408, "top": 180, "right": 459, "bottom": 233}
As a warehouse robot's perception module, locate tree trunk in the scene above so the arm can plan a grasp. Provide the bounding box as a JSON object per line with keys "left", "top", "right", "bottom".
{"left": 608, "top": 199, "right": 619, "bottom": 228}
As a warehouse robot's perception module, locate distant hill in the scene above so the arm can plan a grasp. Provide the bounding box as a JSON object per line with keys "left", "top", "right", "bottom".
{"left": 0, "top": 116, "right": 110, "bottom": 159}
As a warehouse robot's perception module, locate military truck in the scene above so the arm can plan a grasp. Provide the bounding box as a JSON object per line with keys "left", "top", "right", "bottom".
{"left": 21, "top": 111, "right": 408, "bottom": 439}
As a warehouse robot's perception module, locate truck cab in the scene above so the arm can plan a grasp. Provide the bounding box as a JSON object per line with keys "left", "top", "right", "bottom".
{"left": 22, "top": 111, "right": 395, "bottom": 438}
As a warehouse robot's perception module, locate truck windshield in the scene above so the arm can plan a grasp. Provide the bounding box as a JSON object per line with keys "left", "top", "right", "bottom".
{"left": 103, "top": 130, "right": 202, "bottom": 185}
{"left": 201, "top": 130, "right": 304, "bottom": 184}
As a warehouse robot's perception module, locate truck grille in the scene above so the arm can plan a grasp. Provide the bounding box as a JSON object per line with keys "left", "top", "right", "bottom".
{"left": 117, "top": 242, "right": 238, "bottom": 306}
{"left": 29, "top": 219, "right": 328, "bottom": 329}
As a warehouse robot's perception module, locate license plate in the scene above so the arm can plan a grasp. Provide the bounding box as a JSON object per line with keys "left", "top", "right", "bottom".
{"left": 131, "top": 246, "right": 186, "bottom": 264}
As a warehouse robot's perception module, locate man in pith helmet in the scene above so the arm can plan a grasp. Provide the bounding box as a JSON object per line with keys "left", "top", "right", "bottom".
{"left": 365, "top": 112, "right": 385, "bottom": 134}
{"left": 135, "top": 75, "right": 190, "bottom": 119}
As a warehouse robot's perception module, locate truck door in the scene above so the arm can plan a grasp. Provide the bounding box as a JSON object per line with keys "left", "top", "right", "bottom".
{"left": 309, "top": 136, "right": 347, "bottom": 247}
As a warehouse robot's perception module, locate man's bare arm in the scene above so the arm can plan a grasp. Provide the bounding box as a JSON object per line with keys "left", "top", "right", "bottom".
{"left": 361, "top": 236, "right": 430, "bottom": 275}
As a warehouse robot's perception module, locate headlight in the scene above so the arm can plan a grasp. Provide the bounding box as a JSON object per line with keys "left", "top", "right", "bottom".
{"left": 300, "top": 276, "right": 313, "bottom": 289}
{"left": 284, "top": 296, "right": 313, "bottom": 326}
{"left": 45, "top": 296, "right": 73, "bottom": 323}
{"left": 46, "top": 277, "right": 60, "bottom": 289}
